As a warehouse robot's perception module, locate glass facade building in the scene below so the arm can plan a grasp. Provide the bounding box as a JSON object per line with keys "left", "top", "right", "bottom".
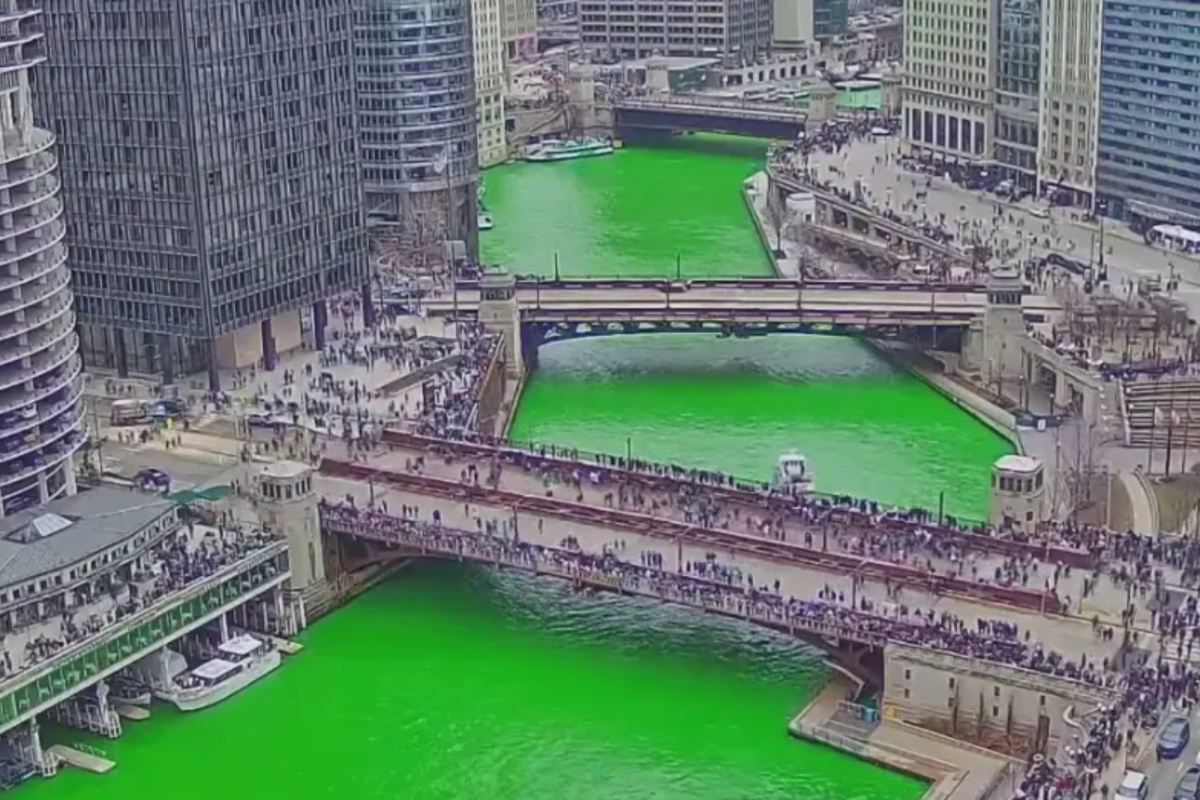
{"left": 994, "top": 0, "right": 1040, "bottom": 187}
{"left": 1097, "top": 0, "right": 1200, "bottom": 226}
{"left": 356, "top": 0, "right": 479, "bottom": 256}
{"left": 814, "top": 0, "right": 849, "bottom": 42}
{"left": 35, "top": 0, "right": 369, "bottom": 386}
{"left": 0, "top": 0, "right": 83, "bottom": 517}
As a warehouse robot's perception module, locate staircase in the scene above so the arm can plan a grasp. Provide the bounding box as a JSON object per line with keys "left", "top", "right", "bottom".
{"left": 1122, "top": 378, "right": 1200, "bottom": 447}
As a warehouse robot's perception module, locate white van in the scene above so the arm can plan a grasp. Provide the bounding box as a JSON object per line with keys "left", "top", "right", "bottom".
{"left": 1116, "top": 770, "right": 1148, "bottom": 800}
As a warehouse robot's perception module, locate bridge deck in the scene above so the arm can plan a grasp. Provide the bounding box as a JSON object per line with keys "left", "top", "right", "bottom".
{"left": 317, "top": 454, "right": 1126, "bottom": 670}
{"left": 319, "top": 504, "right": 1113, "bottom": 701}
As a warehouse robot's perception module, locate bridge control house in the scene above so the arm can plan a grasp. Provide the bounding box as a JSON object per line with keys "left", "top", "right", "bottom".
{"left": 988, "top": 455, "right": 1047, "bottom": 533}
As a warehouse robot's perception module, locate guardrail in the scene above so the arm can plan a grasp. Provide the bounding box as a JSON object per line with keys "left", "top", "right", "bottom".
{"left": 319, "top": 457, "right": 1065, "bottom": 613}
{"left": 377, "top": 429, "right": 1097, "bottom": 571}
{"left": 450, "top": 277, "right": 991, "bottom": 293}
{"left": 0, "top": 541, "right": 286, "bottom": 698}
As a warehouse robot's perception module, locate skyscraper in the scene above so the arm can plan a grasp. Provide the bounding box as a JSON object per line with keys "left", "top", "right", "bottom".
{"left": 901, "top": 0, "right": 998, "bottom": 169}
{"left": 474, "top": 0, "right": 509, "bottom": 168}
{"left": 0, "top": 0, "right": 84, "bottom": 515}
{"left": 37, "top": 0, "right": 369, "bottom": 389}
{"left": 356, "top": 0, "right": 479, "bottom": 256}
{"left": 1096, "top": 0, "right": 1200, "bottom": 227}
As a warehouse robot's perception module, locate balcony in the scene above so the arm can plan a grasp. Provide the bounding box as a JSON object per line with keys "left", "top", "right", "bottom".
{"left": 0, "top": 372, "right": 79, "bottom": 442}
{"left": 0, "top": 410, "right": 79, "bottom": 468}
{"left": 0, "top": 428, "right": 83, "bottom": 490}
{"left": 0, "top": 305, "right": 69, "bottom": 372}
{"left": 0, "top": 332, "right": 77, "bottom": 396}
{"left": 0, "top": 150, "right": 54, "bottom": 195}
{"left": 0, "top": 353, "right": 80, "bottom": 417}
{"left": 0, "top": 127, "right": 52, "bottom": 166}
{"left": 0, "top": 262, "right": 67, "bottom": 317}
{"left": 0, "top": 286, "right": 71, "bottom": 345}
{"left": 0, "top": 195, "right": 61, "bottom": 245}
{"left": 1, "top": 174, "right": 58, "bottom": 218}
{"left": 0, "top": 233, "right": 64, "bottom": 292}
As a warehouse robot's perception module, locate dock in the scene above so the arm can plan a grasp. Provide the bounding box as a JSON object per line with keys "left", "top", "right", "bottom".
{"left": 114, "top": 704, "right": 150, "bottom": 721}
{"left": 788, "top": 679, "right": 1019, "bottom": 800}
{"left": 47, "top": 744, "right": 116, "bottom": 774}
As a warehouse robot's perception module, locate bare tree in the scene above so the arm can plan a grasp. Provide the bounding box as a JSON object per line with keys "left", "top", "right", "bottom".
{"left": 763, "top": 197, "right": 789, "bottom": 258}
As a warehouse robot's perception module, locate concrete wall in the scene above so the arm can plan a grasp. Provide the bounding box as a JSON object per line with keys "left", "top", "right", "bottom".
{"left": 882, "top": 644, "right": 1111, "bottom": 756}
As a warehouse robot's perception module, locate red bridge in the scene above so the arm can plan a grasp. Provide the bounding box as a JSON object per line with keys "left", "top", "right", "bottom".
{"left": 320, "top": 454, "right": 1065, "bottom": 615}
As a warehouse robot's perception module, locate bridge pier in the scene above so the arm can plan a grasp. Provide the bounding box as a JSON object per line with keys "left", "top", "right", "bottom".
{"left": 520, "top": 323, "right": 542, "bottom": 373}
{"left": 477, "top": 269, "right": 525, "bottom": 379}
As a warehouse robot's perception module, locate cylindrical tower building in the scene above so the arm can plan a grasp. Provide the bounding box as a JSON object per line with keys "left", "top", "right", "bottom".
{"left": 357, "top": 0, "right": 479, "bottom": 259}
{"left": 0, "top": 0, "right": 82, "bottom": 517}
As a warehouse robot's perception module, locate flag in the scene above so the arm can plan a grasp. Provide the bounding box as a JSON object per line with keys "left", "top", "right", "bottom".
{"left": 432, "top": 146, "right": 449, "bottom": 175}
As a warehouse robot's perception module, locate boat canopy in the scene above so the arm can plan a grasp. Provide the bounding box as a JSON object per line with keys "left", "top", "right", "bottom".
{"left": 218, "top": 635, "right": 262, "bottom": 658}
{"left": 191, "top": 658, "right": 241, "bottom": 682}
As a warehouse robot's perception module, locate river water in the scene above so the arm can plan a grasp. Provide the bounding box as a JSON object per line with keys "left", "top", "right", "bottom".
{"left": 22, "top": 137, "right": 1002, "bottom": 800}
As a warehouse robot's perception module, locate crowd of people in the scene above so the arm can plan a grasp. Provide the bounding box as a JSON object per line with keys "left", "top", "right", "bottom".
{"left": 319, "top": 501, "right": 1116, "bottom": 689}
{"left": 398, "top": 432, "right": 1200, "bottom": 598}
{"left": 0, "top": 524, "right": 277, "bottom": 681}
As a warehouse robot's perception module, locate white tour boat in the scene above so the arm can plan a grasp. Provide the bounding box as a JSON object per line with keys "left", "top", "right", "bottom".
{"left": 523, "top": 137, "right": 614, "bottom": 163}
{"left": 155, "top": 634, "right": 281, "bottom": 712}
{"left": 478, "top": 210, "right": 494, "bottom": 231}
{"left": 772, "top": 451, "right": 813, "bottom": 493}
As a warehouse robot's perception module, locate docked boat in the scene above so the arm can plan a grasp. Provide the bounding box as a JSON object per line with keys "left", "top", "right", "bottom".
{"left": 772, "top": 451, "right": 813, "bottom": 493}
{"left": 101, "top": 676, "right": 152, "bottom": 706}
{"left": 478, "top": 209, "right": 494, "bottom": 231}
{"left": 155, "top": 634, "right": 281, "bottom": 712}
{"left": 523, "top": 137, "right": 614, "bottom": 163}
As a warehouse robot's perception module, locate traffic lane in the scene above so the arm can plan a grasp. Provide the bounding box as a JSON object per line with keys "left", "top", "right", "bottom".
{"left": 809, "top": 139, "right": 1200, "bottom": 299}
{"left": 100, "top": 439, "right": 243, "bottom": 490}
{"left": 319, "top": 473, "right": 1123, "bottom": 664}
{"left": 1147, "top": 707, "right": 1200, "bottom": 800}
{"left": 366, "top": 445, "right": 1124, "bottom": 626}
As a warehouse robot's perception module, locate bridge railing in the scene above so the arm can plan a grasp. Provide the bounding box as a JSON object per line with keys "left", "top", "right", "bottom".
{"left": 615, "top": 96, "right": 807, "bottom": 123}
{"left": 319, "top": 457, "right": 1067, "bottom": 613}
{"left": 319, "top": 508, "right": 1108, "bottom": 694}
{"left": 447, "top": 277, "right": 990, "bottom": 293}
{"left": 376, "top": 429, "right": 1096, "bottom": 571}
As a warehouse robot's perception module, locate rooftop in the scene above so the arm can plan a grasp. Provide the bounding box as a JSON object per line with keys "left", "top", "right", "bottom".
{"left": 0, "top": 487, "right": 176, "bottom": 591}
{"left": 995, "top": 455, "right": 1043, "bottom": 474}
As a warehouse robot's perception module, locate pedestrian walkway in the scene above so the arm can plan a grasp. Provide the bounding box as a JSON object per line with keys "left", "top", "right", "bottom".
{"left": 790, "top": 678, "right": 1017, "bottom": 800}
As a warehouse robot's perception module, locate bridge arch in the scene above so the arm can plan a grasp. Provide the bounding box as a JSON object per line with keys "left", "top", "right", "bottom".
{"left": 331, "top": 531, "right": 886, "bottom": 689}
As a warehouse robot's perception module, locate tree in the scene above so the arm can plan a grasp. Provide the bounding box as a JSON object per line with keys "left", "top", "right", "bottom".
{"left": 763, "top": 196, "right": 789, "bottom": 259}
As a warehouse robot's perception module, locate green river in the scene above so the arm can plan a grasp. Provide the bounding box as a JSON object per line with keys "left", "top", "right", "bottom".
{"left": 24, "top": 135, "right": 1007, "bottom": 800}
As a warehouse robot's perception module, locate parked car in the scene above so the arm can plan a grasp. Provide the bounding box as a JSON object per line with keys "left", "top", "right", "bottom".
{"left": 1117, "top": 770, "right": 1148, "bottom": 800}
{"left": 1176, "top": 766, "right": 1200, "bottom": 800}
{"left": 1159, "top": 717, "right": 1192, "bottom": 760}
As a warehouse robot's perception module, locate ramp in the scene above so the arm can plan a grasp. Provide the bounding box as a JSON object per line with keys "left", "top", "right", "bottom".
{"left": 114, "top": 704, "right": 150, "bottom": 721}
{"left": 47, "top": 744, "right": 115, "bottom": 774}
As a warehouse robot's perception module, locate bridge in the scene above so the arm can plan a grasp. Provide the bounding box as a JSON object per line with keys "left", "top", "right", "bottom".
{"left": 614, "top": 97, "right": 807, "bottom": 140}
{"left": 409, "top": 275, "right": 1057, "bottom": 368}
{"left": 314, "top": 437, "right": 1124, "bottom": 726}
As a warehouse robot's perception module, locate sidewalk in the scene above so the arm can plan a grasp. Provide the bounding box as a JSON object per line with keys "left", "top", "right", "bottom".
{"left": 790, "top": 678, "right": 1017, "bottom": 800}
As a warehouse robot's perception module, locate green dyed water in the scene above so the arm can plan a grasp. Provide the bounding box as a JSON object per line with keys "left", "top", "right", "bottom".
{"left": 481, "top": 136, "right": 773, "bottom": 278}
{"left": 21, "top": 137, "right": 996, "bottom": 800}
{"left": 484, "top": 135, "right": 1011, "bottom": 520}
{"left": 31, "top": 565, "right": 927, "bottom": 800}
{"left": 508, "top": 335, "right": 1011, "bottom": 519}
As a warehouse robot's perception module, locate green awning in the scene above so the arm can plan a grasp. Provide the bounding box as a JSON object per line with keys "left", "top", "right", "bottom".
{"left": 168, "top": 484, "right": 234, "bottom": 504}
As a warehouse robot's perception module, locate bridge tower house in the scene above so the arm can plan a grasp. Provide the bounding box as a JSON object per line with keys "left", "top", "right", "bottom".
{"left": 256, "top": 460, "right": 325, "bottom": 591}
{"left": 982, "top": 266, "right": 1025, "bottom": 392}
{"left": 478, "top": 268, "right": 526, "bottom": 378}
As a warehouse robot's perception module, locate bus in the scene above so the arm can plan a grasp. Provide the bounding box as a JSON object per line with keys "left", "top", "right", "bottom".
{"left": 110, "top": 399, "right": 150, "bottom": 426}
